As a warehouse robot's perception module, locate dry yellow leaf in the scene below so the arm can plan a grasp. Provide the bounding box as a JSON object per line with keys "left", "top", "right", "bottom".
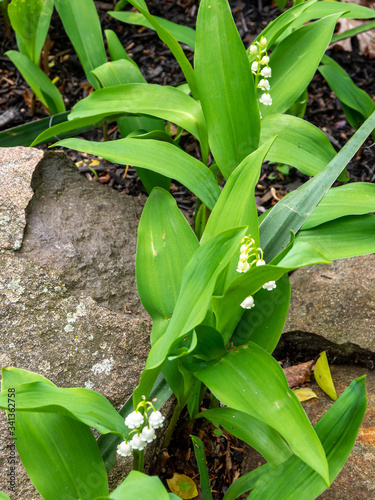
{"left": 314, "top": 351, "right": 338, "bottom": 401}
{"left": 293, "top": 388, "right": 319, "bottom": 402}
{"left": 166, "top": 473, "right": 198, "bottom": 499}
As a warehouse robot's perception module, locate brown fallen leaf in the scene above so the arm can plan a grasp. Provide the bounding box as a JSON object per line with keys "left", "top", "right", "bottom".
{"left": 283, "top": 360, "right": 314, "bottom": 389}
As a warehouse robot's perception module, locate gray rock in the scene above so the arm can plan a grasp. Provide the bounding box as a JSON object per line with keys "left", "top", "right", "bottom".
{"left": 0, "top": 148, "right": 158, "bottom": 498}
{"left": 283, "top": 255, "right": 375, "bottom": 353}
{"left": 18, "top": 151, "right": 145, "bottom": 314}
{"left": 0, "top": 147, "right": 43, "bottom": 251}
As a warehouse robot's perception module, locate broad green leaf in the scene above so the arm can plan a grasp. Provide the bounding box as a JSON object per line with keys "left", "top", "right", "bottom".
{"left": 90, "top": 60, "right": 168, "bottom": 193}
{"left": 0, "top": 492, "right": 10, "bottom": 500}
{"left": 127, "top": 0, "right": 198, "bottom": 97}
{"left": 5, "top": 51, "right": 65, "bottom": 115}
{"left": 319, "top": 56, "right": 375, "bottom": 128}
{"left": 109, "top": 11, "right": 196, "bottom": 50}
{"left": 232, "top": 273, "right": 291, "bottom": 353}
{"left": 331, "top": 20, "right": 375, "bottom": 44}
{"left": 133, "top": 226, "right": 247, "bottom": 404}
{"left": 91, "top": 60, "right": 147, "bottom": 87}
{"left": 145, "top": 226, "right": 247, "bottom": 370}
{"left": 195, "top": 0, "right": 260, "bottom": 179}
{"left": 104, "top": 29, "right": 138, "bottom": 67}
{"left": 0, "top": 111, "right": 68, "bottom": 147}
{"left": 31, "top": 112, "right": 121, "bottom": 147}
{"left": 136, "top": 188, "right": 199, "bottom": 344}
{"left": 261, "top": 114, "right": 348, "bottom": 180}
{"left": 8, "top": 0, "right": 43, "bottom": 62}
{"left": 1, "top": 368, "right": 109, "bottom": 499}
{"left": 199, "top": 407, "right": 292, "bottom": 468}
{"left": 34, "top": 0, "right": 54, "bottom": 65}
{"left": 107, "top": 471, "right": 171, "bottom": 499}
{"left": 201, "top": 138, "right": 276, "bottom": 247}
{"left": 296, "top": 214, "right": 375, "bottom": 260}
{"left": 190, "top": 436, "right": 212, "bottom": 500}
{"left": 302, "top": 183, "right": 375, "bottom": 230}
{"left": 292, "top": 1, "right": 375, "bottom": 26}
{"left": 212, "top": 244, "right": 331, "bottom": 343}
{"left": 223, "top": 465, "right": 271, "bottom": 500}
{"left": 249, "top": 376, "right": 366, "bottom": 499}
{"left": 259, "top": 110, "right": 375, "bottom": 261}
{"left": 314, "top": 351, "right": 337, "bottom": 401}
{"left": 0, "top": 380, "right": 127, "bottom": 437}
{"left": 262, "top": 14, "right": 343, "bottom": 117}
{"left": 250, "top": 0, "right": 318, "bottom": 50}
{"left": 54, "top": 137, "right": 220, "bottom": 210}
{"left": 54, "top": 0, "right": 107, "bottom": 88}
{"left": 98, "top": 373, "right": 172, "bottom": 472}
{"left": 194, "top": 345, "right": 329, "bottom": 485}
{"left": 69, "top": 83, "right": 209, "bottom": 160}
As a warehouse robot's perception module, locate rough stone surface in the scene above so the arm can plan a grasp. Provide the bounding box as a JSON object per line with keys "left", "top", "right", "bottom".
{"left": 0, "top": 147, "right": 43, "bottom": 251}
{"left": 0, "top": 148, "right": 156, "bottom": 498}
{"left": 17, "top": 151, "right": 145, "bottom": 314}
{"left": 240, "top": 365, "right": 375, "bottom": 499}
{"left": 283, "top": 255, "right": 375, "bottom": 353}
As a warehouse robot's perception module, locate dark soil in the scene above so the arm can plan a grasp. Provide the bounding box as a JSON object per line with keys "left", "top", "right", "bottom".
{"left": 1, "top": 1, "right": 374, "bottom": 498}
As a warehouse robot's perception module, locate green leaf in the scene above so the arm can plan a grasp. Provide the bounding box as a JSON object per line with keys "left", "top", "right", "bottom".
{"left": 54, "top": 0, "right": 107, "bottom": 88}
{"left": 0, "top": 111, "right": 68, "bottom": 147}
{"left": 127, "top": 0, "right": 198, "bottom": 97}
{"left": 293, "top": 1, "right": 375, "bottom": 25}
{"left": 107, "top": 471, "right": 171, "bottom": 499}
{"left": 194, "top": 345, "right": 329, "bottom": 485}
{"left": 249, "top": 376, "right": 367, "bottom": 499}
{"left": 190, "top": 436, "right": 213, "bottom": 500}
{"left": 232, "top": 273, "right": 291, "bottom": 353}
{"left": 302, "top": 183, "right": 375, "bottom": 230}
{"left": 54, "top": 137, "right": 220, "bottom": 210}
{"left": 136, "top": 188, "right": 199, "bottom": 344}
{"left": 133, "top": 226, "right": 247, "bottom": 404}
{"left": 68, "top": 83, "right": 209, "bottom": 160}
{"left": 201, "top": 138, "right": 276, "bottom": 247}
{"left": 261, "top": 114, "right": 348, "bottom": 180}
{"left": 0, "top": 380, "right": 127, "bottom": 437}
{"left": 314, "top": 352, "right": 337, "bottom": 401}
{"left": 104, "top": 29, "right": 138, "bottom": 67}
{"left": 198, "top": 407, "right": 292, "bottom": 468}
{"left": 195, "top": 0, "right": 260, "bottom": 179}
{"left": 259, "top": 110, "right": 375, "bottom": 261}
{"left": 296, "top": 214, "right": 375, "bottom": 260}
{"left": 331, "top": 19, "right": 375, "bottom": 44}
{"left": 8, "top": 0, "right": 43, "bottom": 63}
{"left": 109, "top": 11, "right": 196, "bottom": 50}
{"left": 0, "top": 492, "right": 10, "bottom": 500}
{"left": 34, "top": 0, "right": 55, "bottom": 64}
{"left": 1, "top": 368, "right": 109, "bottom": 499}
{"left": 319, "top": 55, "right": 375, "bottom": 127}
{"left": 223, "top": 465, "right": 271, "bottom": 500}
{"left": 262, "top": 14, "right": 343, "bottom": 117}
{"left": 212, "top": 244, "right": 330, "bottom": 343}
{"left": 5, "top": 51, "right": 65, "bottom": 115}
{"left": 91, "top": 60, "right": 147, "bottom": 87}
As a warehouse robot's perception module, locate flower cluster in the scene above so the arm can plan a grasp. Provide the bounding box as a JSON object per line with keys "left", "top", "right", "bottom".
{"left": 249, "top": 36, "right": 272, "bottom": 107}
{"left": 116, "top": 398, "right": 165, "bottom": 457}
{"left": 236, "top": 234, "right": 277, "bottom": 309}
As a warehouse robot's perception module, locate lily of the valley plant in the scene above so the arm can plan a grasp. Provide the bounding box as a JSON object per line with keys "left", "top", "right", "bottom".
{"left": 1, "top": 0, "right": 375, "bottom": 498}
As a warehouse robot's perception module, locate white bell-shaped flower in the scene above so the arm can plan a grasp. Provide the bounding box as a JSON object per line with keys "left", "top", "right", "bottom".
{"left": 249, "top": 44, "right": 257, "bottom": 55}
{"left": 140, "top": 426, "right": 156, "bottom": 443}
{"left": 125, "top": 410, "right": 144, "bottom": 429}
{"left": 259, "top": 93, "right": 272, "bottom": 106}
{"left": 130, "top": 434, "right": 147, "bottom": 451}
{"left": 260, "top": 66, "right": 272, "bottom": 78}
{"left": 148, "top": 410, "right": 165, "bottom": 429}
{"left": 263, "top": 281, "right": 277, "bottom": 291}
{"left": 258, "top": 79, "right": 270, "bottom": 91}
{"left": 241, "top": 296, "right": 255, "bottom": 309}
{"left": 117, "top": 441, "right": 132, "bottom": 457}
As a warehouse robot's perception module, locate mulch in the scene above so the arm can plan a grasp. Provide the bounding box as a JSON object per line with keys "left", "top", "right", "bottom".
{"left": 1, "top": 1, "right": 374, "bottom": 497}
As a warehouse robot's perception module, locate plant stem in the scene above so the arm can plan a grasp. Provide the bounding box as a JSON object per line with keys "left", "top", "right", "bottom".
{"left": 133, "top": 449, "right": 144, "bottom": 472}
{"left": 163, "top": 402, "right": 183, "bottom": 448}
